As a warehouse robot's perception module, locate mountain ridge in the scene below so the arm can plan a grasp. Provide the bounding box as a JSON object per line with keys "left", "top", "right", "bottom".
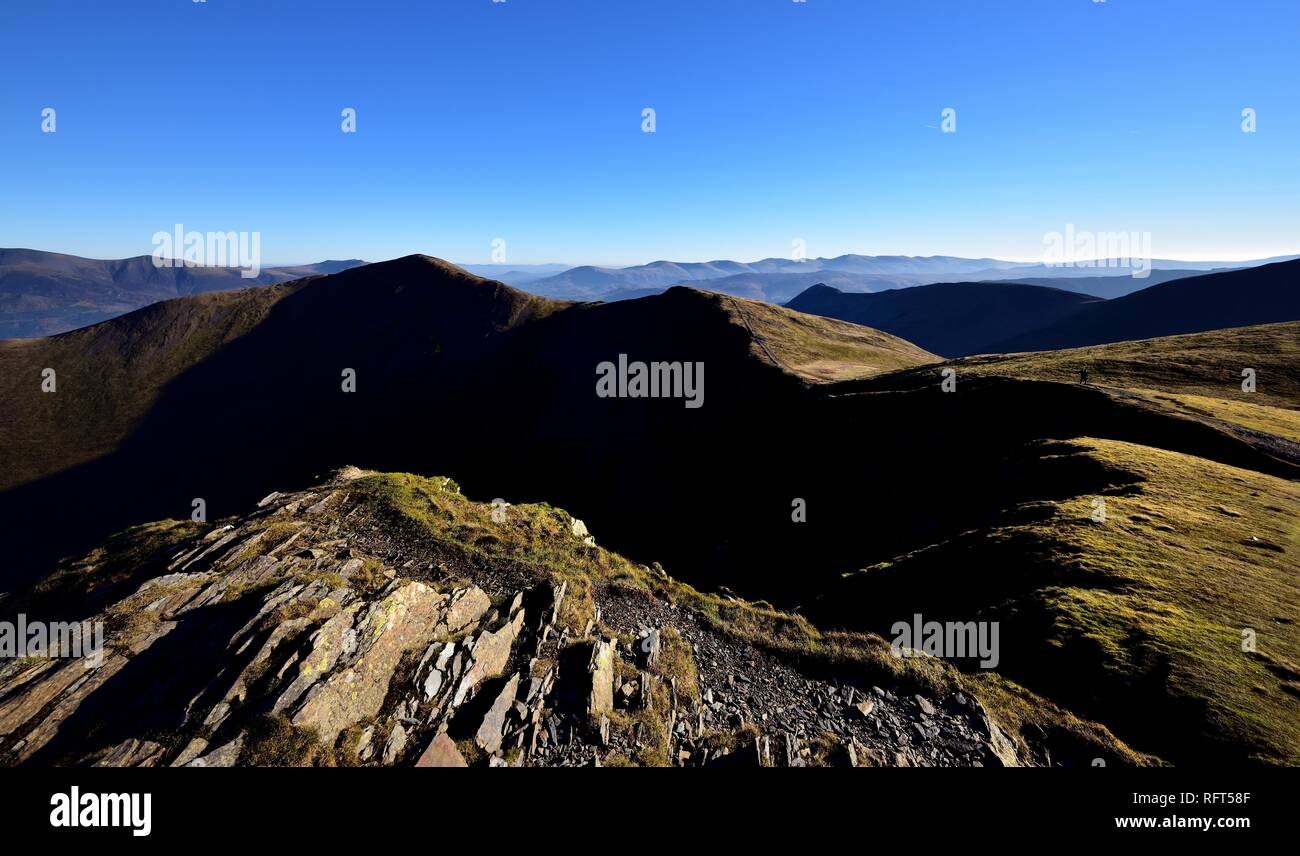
{"left": 521, "top": 253, "right": 1295, "bottom": 300}
{"left": 0, "top": 249, "right": 368, "bottom": 338}
{"left": 785, "top": 280, "right": 1104, "bottom": 357}
{"left": 992, "top": 258, "right": 1300, "bottom": 352}
{"left": 6, "top": 247, "right": 1293, "bottom": 335}
{"left": 786, "top": 259, "right": 1300, "bottom": 358}
{"left": 0, "top": 255, "right": 936, "bottom": 590}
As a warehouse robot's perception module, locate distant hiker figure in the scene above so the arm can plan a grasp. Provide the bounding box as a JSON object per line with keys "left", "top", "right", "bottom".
{"left": 1080, "top": 368, "right": 1089, "bottom": 385}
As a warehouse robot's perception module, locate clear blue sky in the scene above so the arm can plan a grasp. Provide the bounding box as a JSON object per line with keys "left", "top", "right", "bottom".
{"left": 3, "top": 0, "right": 1298, "bottom": 266}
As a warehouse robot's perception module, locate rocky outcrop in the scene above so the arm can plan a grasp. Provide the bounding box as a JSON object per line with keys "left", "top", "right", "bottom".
{"left": 291, "top": 582, "right": 448, "bottom": 744}
{"left": 0, "top": 470, "right": 1051, "bottom": 768}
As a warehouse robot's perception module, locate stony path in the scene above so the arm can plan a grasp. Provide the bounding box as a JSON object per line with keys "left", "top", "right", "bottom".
{"left": 596, "top": 589, "right": 1005, "bottom": 767}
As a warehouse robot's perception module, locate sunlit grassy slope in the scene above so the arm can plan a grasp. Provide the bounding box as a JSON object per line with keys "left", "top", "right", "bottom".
{"left": 814, "top": 321, "right": 1299, "bottom": 764}
{"left": 843, "top": 438, "right": 1299, "bottom": 764}
{"left": 959, "top": 321, "right": 1300, "bottom": 410}
{"left": 711, "top": 290, "right": 940, "bottom": 382}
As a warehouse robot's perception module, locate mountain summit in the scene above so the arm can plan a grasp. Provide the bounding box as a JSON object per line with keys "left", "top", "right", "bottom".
{"left": 0, "top": 257, "right": 936, "bottom": 591}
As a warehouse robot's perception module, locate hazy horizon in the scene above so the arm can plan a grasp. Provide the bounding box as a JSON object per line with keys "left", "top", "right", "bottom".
{"left": 4, "top": 0, "right": 1298, "bottom": 266}
{"left": 9, "top": 244, "right": 1300, "bottom": 272}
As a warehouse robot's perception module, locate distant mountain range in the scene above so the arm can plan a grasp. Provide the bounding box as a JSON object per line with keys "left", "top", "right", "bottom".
{"left": 4, "top": 248, "right": 1295, "bottom": 338}
{"left": 455, "top": 263, "right": 571, "bottom": 285}
{"left": 785, "top": 259, "right": 1300, "bottom": 357}
{"left": 519, "top": 254, "right": 1296, "bottom": 302}
{"left": 591, "top": 267, "right": 1221, "bottom": 305}
{"left": 0, "top": 249, "right": 366, "bottom": 338}
{"left": 524, "top": 255, "right": 1031, "bottom": 300}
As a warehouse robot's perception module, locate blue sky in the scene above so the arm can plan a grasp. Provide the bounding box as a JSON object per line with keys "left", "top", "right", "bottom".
{"left": 3, "top": 0, "right": 1298, "bottom": 266}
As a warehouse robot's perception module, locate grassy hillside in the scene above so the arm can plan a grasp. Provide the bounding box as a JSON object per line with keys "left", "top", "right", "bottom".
{"left": 808, "top": 321, "right": 1300, "bottom": 765}
{"left": 708, "top": 288, "right": 939, "bottom": 381}
{"left": 958, "top": 321, "right": 1300, "bottom": 409}
{"left": 1121, "top": 390, "right": 1300, "bottom": 445}
{"left": 829, "top": 438, "right": 1300, "bottom": 764}
{"left": 0, "top": 249, "right": 365, "bottom": 338}
{"left": 834, "top": 322, "right": 1300, "bottom": 476}
{"left": 955, "top": 322, "right": 1300, "bottom": 472}
{"left": 0, "top": 257, "right": 562, "bottom": 493}
{"left": 0, "top": 284, "right": 299, "bottom": 490}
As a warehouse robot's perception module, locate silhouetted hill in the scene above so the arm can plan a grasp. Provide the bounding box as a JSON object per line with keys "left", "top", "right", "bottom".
{"left": 1001, "top": 269, "right": 1209, "bottom": 299}
{"left": 786, "top": 281, "right": 1102, "bottom": 357}
{"left": 0, "top": 256, "right": 934, "bottom": 591}
{"left": 667, "top": 270, "right": 923, "bottom": 303}
{"left": 994, "top": 259, "right": 1300, "bottom": 352}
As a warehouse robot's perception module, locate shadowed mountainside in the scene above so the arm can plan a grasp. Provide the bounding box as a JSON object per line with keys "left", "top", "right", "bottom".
{"left": 991, "top": 259, "right": 1300, "bottom": 352}
{"left": 0, "top": 256, "right": 935, "bottom": 591}
{"left": 786, "top": 281, "right": 1103, "bottom": 357}
{"left": 1003, "top": 269, "right": 1211, "bottom": 300}
{"left": 0, "top": 249, "right": 365, "bottom": 338}
{"left": 786, "top": 259, "right": 1300, "bottom": 358}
